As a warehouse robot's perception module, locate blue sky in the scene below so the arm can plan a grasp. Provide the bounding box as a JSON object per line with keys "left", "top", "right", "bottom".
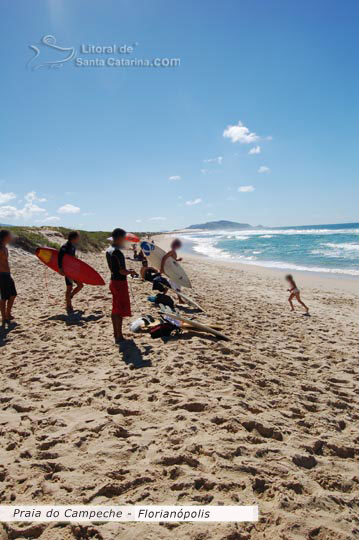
{"left": 0, "top": 0, "right": 358, "bottom": 231}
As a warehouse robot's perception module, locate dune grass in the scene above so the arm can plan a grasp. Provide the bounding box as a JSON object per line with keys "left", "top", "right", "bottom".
{"left": 5, "top": 226, "right": 112, "bottom": 253}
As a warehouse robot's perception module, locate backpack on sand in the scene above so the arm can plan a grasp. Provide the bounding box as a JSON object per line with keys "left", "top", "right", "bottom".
{"left": 154, "top": 293, "right": 174, "bottom": 309}
{"left": 149, "top": 322, "right": 179, "bottom": 339}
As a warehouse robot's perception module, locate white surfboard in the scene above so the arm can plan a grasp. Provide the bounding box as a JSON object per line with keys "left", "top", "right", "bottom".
{"left": 165, "top": 280, "right": 204, "bottom": 311}
{"left": 160, "top": 307, "right": 230, "bottom": 341}
{"left": 140, "top": 241, "right": 192, "bottom": 288}
{"left": 174, "top": 290, "right": 204, "bottom": 312}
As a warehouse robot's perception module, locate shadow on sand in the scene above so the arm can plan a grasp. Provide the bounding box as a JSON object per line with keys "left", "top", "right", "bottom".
{"left": 47, "top": 310, "right": 104, "bottom": 327}
{"left": 176, "top": 305, "right": 203, "bottom": 316}
{"left": 119, "top": 340, "right": 152, "bottom": 369}
{"left": 0, "top": 321, "right": 17, "bottom": 347}
{"left": 165, "top": 329, "right": 220, "bottom": 344}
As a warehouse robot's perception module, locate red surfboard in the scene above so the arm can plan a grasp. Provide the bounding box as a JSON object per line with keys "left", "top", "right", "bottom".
{"left": 35, "top": 247, "right": 105, "bottom": 286}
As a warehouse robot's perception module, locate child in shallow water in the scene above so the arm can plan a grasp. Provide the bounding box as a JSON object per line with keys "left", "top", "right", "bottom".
{"left": 285, "top": 274, "right": 309, "bottom": 314}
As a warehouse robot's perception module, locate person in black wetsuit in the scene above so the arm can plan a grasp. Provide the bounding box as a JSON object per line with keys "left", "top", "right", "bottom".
{"left": 106, "top": 228, "right": 138, "bottom": 344}
{"left": 58, "top": 231, "right": 83, "bottom": 314}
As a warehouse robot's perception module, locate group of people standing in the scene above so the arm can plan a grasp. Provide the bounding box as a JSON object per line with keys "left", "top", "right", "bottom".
{"left": 50, "top": 227, "right": 140, "bottom": 343}
{"left": 1, "top": 227, "right": 309, "bottom": 337}
{"left": 0, "top": 227, "right": 184, "bottom": 345}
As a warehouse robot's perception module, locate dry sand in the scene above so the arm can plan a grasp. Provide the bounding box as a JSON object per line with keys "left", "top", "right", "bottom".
{"left": 1, "top": 241, "right": 359, "bottom": 540}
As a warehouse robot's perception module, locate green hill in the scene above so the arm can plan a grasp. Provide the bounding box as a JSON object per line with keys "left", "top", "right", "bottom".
{"left": 187, "top": 220, "right": 254, "bottom": 230}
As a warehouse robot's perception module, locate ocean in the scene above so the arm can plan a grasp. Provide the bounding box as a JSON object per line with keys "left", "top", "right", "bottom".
{"left": 180, "top": 223, "right": 359, "bottom": 277}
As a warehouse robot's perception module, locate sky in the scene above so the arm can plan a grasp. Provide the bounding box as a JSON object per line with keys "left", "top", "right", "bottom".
{"left": 0, "top": 0, "right": 358, "bottom": 231}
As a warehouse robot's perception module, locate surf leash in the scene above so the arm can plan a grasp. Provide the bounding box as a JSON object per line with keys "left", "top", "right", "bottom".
{"left": 128, "top": 276, "right": 141, "bottom": 313}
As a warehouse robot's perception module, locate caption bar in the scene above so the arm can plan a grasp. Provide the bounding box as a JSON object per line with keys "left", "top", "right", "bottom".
{"left": 0, "top": 505, "right": 258, "bottom": 523}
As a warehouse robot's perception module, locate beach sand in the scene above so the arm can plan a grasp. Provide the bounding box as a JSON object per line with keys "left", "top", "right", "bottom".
{"left": 1, "top": 240, "right": 359, "bottom": 539}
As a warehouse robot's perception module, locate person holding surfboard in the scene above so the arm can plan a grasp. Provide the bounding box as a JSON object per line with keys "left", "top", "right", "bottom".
{"left": 0, "top": 230, "right": 17, "bottom": 326}
{"left": 106, "top": 228, "right": 138, "bottom": 344}
{"left": 58, "top": 231, "right": 84, "bottom": 314}
{"left": 160, "top": 239, "right": 183, "bottom": 274}
{"left": 160, "top": 239, "right": 185, "bottom": 301}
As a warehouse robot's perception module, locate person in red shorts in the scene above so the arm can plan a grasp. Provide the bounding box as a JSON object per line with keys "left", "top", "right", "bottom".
{"left": 106, "top": 228, "right": 138, "bottom": 344}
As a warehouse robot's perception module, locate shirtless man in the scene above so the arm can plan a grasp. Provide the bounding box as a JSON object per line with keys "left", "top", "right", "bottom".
{"left": 160, "top": 239, "right": 183, "bottom": 274}
{"left": 140, "top": 260, "right": 159, "bottom": 281}
{"left": 160, "top": 239, "right": 184, "bottom": 302}
{"left": 0, "top": 230, "right": 17, "bottom": 326}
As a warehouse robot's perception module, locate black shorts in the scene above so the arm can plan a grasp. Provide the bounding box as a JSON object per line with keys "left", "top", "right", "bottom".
{"left": 0, "top": 273, "right": 17, "bottom": 301}
{"left": 65, "top": 278, "right": 82, "bottom": 287}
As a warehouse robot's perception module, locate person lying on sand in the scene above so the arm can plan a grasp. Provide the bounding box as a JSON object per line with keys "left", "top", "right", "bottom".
{"left": 136, "top": 249, "right": 145, "bottom": 262}
{"left": 106, "top": 228, "right": 138, "bottom": 345}
{"left": 58, "top": 231, "right": 84, "bottom": 315}
{"left": 0, "top": 230, "right": 17, "bottom": 326}
{"left": 133, "top": 247, "right": 145, "bottom": 262}
{"left": 286, "top": 274, "right": 309, "bottom": 314}
{"left": 140, "top": 260, "right": 159, "bottom": 281}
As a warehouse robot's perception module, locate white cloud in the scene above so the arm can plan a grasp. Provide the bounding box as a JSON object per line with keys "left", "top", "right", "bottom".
{"left": 258, "top": 166, "right": 270, "bottom": 174}
{"left": 185, "top": 198, "right": 202, "bottom": 206}
{"left": 223, "top": 121, "right": 259, "bottom": 144}
{"left": 169, "top": 175, "right": 181, "bottom": 181}
{"left": 200, "top": 169, "right": 207, "bottom": 175}
{"left": 149, "top": 216, "right": 167, "bottom": 221}
{"left": 0, "top": 192, "right": 16, "bottom": 204}
{"left": 36, "top": 215, "right": 60, "bottom": 223}
{"left": 203, "top": 156, "right": 223, "bottom": 165}
{"left": 25, "top": 191, "right": 47, "bottom": 203}
{"left": 249, "top": 146, "right": 261, "bottom": 155}
{"left": 0, "top": 206, "right": 19, "bottom": 219}
{"left": 58, "top": 203, "right": 81, "bottom": 214}
{"left": 238, "top": 185, "right": 255, "bottom": 193}
{"left": 0, "top": 191, "right": 47, "bottom": 220}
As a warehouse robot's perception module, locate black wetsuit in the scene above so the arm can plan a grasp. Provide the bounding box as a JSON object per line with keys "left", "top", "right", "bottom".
{"left": 106, "top": 245, "right": 127, "bottom": 281}
{"left": 58, "top": 241, "right": 76, "bottom": 286}
{"left": 152, "top": 274, "right": 171, "bottom": 292}
{"left": 0, "top": 272, "right": 17, "bottom": 300}
{"left": 144, "top": 268, "right": 159, "bottom": 282}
